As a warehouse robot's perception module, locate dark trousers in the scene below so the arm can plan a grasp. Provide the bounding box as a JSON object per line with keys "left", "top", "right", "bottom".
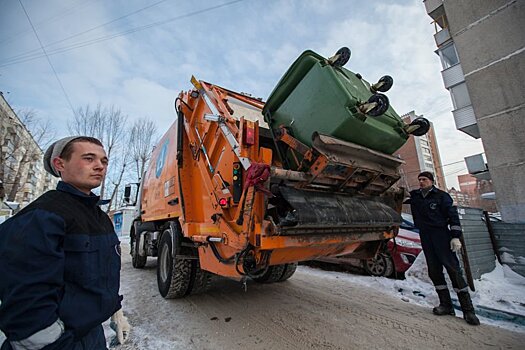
{"left": 420, "top": 227, "right": 468, "bottom": 292}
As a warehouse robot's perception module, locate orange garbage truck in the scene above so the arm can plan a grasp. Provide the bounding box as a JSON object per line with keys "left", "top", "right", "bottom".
{"left": 127, "top": 48, "right": 430, "bottom": 298}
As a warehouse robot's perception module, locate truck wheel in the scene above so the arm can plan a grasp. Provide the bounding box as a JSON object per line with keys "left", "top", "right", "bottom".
{"left": 252, "top": 264, "right": 286, "bottom": 283}
{"left": 157, "top": 229, "right": 192, "bottom": 298}
{"left": 189, "top": 259, "right": 212, "bottom": 295}
{"left": 362, "top": 253, "right": 394, "bottom": 277}
{"left": 278, "top": 263, "right": 297, "bottom": 282}
{"left": 131, "top": 229, "right": 147, "bottom": 269}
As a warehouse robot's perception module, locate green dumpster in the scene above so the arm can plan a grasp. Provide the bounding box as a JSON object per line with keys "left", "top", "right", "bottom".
{"left": 263, "top": 50, "right": 408, "bottom": 155}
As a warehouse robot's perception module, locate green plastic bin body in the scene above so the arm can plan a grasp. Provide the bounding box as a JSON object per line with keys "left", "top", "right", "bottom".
{"left": 263, "top": 50, "right": 408, "bottom": 155}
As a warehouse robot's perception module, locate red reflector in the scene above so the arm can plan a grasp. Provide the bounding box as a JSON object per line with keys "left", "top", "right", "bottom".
{"left": 219, "top": 198, "right": 228, "bottom": 207}
{"left": 245, "top": 122, "right": 255, "bottom": 145}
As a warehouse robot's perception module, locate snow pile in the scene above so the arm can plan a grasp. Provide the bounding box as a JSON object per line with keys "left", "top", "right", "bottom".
{"left": 474, "top": 262, "right": 525, "bottom": 315}
{"left": 300, "top": 251, "right": 525, "bottom": 333}
{"left": 397, "top": 252, "right": 525, "bottom": 317}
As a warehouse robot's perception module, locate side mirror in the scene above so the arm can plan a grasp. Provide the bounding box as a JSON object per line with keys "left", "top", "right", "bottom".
{"left": 124, "top": 185, "right": 131, "bottom": 203}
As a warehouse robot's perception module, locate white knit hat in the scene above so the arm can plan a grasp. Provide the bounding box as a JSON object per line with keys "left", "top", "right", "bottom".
{"left": 43, "top": 136, "right": 83, "bottom": 177}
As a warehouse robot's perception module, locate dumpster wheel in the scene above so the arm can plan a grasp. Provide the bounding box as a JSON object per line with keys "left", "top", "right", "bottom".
{"left": 362, "top": 93, "right": 389, "bottom": 117}
{"left": 405, "top": 117, "right": 430, "bottom": 136}
{"left": 371, "top": 75, "right": 393, "bottom": 93}
{"left": 329, "top": 47, "right": 351, "bottom": 67}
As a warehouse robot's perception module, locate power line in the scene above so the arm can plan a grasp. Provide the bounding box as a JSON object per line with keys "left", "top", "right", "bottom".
{"left": 1, "top": 0, "right": 246, "bottom": 68}
{"left": 403, "top": 165, "right": 467, "bottom": 178}
{"left": 18, "top": 0, "right": 77, "bottom": 117}
{"left": 445, "top": 167, "right": 467, "bottom": 177}
{"left": 0, "top": 0, "right": 96, "bottom": 46}
{"left": 3, "top": 0, "right": 170, "bottom": 64}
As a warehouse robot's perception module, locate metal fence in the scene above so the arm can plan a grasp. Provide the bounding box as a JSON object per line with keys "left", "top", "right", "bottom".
{"left": 456, "top": 207, "right": 525, "bottom": 290}
{"left": 458, "top": 207, "right": 496, "bottom": 286}
{"left": 490, "top": 221, "right": 525, "bottom": 277}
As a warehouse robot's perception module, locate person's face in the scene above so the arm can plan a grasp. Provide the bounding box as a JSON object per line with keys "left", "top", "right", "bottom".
{"left": 53, "top": 141, "right": 108, "bottom": 194}
{"left": 418, "top": 176, "right": 433, "bottom": 190}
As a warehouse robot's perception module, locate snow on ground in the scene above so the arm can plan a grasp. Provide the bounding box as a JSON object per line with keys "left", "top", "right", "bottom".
{"left": 2, "top": 238, "right": 524, "bottom": 348}
{"left": 300, "top": 252, "right": 525, "bottom": 334}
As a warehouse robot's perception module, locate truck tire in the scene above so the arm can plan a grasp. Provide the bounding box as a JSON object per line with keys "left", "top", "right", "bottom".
{"left": 189, "top": 260, "right": 212, "bottom": 295}
{"left": 157, "top": 229, "right": 192, "bottom": 298}
{"left": 278, "top": 263, "right": 298, "bottom": 282}
{"left": 252, "top": 264, "right": 286, "bottom": 283}
{"left": 131, "top": 229, "right": 147, "bottom": 269}
{"left": 362, "top": 253, "right": 394, "bottom": 277}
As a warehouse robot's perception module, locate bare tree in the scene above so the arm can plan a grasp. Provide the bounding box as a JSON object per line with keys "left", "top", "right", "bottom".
{"left": 67, "top": 104, "right": 127, "bottom": 199}
{"left": 105, "top": 148, "right": 133, "bottom": 211}
{"left": 129, "top": 118, "right": 157, "bottom": 182}
{"left": 104, "top": 117, "right": 157, "bottom": 211}
{"left": 0, "top": 109, "right": 55, "bottom": 202}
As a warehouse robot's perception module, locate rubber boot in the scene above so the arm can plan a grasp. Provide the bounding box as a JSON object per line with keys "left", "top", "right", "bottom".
{"left": 458, "top": 291, "right": 480, "bottom": 325}
{"left": 433, "top": 289, "right": 455, "bottom": 316}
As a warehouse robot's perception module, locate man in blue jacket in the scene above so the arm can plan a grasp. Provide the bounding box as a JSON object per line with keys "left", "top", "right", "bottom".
{"left": 407, "top": 171, "right": 479, "bottom": 326}
{"left": 0, "top": 136, "right": 131, "bottom": 349}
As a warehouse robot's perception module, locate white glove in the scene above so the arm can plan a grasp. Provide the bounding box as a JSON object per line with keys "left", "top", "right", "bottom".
{"left": 450, "top": 238, "right": 462, "bottom": 253}
{"left": 110, "top": 309, "right": 131, "bottom": 345}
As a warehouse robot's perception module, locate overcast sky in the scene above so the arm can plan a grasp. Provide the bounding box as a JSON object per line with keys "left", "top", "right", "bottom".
{"left": 0, "top": 0, "right": 483, "bottom": 188}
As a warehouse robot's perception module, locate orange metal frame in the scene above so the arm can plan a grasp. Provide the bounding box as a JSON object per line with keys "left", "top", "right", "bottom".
{"left": 141, "top": 79, "right": 398, "bottom": 278}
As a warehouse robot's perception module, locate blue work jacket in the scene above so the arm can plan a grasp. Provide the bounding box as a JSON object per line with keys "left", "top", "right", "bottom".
{"left": 408, "top": 186, "right": 462, "bottom": 238}
{"left": 0, "top": 181, "right": 122, "bottom": 349}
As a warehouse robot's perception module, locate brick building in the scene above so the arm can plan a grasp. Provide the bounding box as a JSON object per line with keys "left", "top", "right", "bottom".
{"left": 458, "top": 173, "right": 497, "bottom": 212}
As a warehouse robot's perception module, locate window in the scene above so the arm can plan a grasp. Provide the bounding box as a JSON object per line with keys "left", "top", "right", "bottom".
{"left": 439, "top": 43, "right": 459, "bottom": 69}
{"left": 450, "top": 83, "right": 471, "bottom": 109}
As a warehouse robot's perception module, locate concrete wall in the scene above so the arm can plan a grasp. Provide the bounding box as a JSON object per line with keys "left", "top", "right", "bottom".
{"left": 444, "top": 0, "right": 525, "bottom": 222}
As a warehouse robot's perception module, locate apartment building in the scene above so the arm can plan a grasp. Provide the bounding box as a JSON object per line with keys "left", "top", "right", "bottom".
{"left": 0, "top": 92, "right": 57, "bottom": 208}
{"left": 423, "top": 0, "right": 525, "bottom": 222}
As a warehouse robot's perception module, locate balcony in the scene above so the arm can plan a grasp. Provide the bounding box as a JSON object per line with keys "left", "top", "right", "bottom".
{"left": 465, "top": 153, "right": 487, "bottom": 174}
{"left": 453, "top": 105, "right": 480, "bottom": 138}
{"left": 442, "top": 64, "right": 465, "bottom": 89}
{"left": 424, "top": 0, "right": 445, "bottom": 20}
{"left": 434, "top": 27, "right": 451, "bottom": 47}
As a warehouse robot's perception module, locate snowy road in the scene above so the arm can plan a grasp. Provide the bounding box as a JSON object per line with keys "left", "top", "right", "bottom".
{"left": 115, "top": 244, "right": 524, "bottom": 350}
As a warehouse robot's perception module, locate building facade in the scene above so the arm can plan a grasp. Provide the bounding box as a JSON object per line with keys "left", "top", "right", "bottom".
{"left": 448, "top": 187, "right": 471, "bottom": 207}
{"left": 0, "top": 93, "right": 57, "bottom": 208}
{"left": 395, "top": 111, "right": 446, "bottom": 191}
{"left": 458, "top": 173, "right": 498, "bottom": 212}
{"left": 424, "top": 0, "right": 525, "bottom": 222}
